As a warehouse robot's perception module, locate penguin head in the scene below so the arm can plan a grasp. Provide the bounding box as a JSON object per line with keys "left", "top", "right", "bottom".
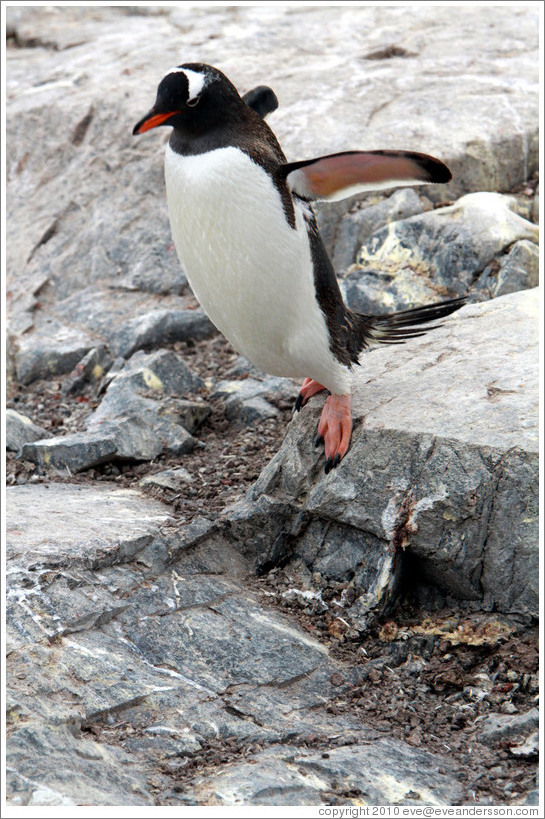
{"left": 133, "top": 63, "right": 243, "bottom": 136}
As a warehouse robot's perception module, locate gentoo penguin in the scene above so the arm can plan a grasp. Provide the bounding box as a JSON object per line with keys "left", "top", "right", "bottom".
{"left": 134, "top": 63, "right": 465, "bottom": 472}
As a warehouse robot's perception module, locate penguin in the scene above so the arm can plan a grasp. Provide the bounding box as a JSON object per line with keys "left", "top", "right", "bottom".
{"left": 133, "top": 63, "right": 465, "bottom": 473}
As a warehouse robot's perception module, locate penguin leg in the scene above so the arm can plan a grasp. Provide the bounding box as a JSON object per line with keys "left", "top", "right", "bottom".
{"left": 316, "top": 393, "right": 353, "bottom": 473}
{"left": 294, "top": 378, "right": 328, "bottom": 412}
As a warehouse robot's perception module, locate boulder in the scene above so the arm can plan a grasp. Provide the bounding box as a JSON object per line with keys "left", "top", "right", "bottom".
{"left": 345, "top": 193, "right": 539, "bottom": 313}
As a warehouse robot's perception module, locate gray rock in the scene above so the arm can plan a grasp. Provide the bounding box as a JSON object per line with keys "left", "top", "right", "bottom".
{"left": 7, "top": 724, "right": 154, "bottom": 806}
{"left": 332, "top": 188, "right": 433, "bottom": 273}
{"left": 225, "top": 354, "right": 262, "bottom": 379}
{"left": 140, "top": 467, "right": 193, "bottom": 490}
{"left": 6, "top": 475, "right": 464, "bottom": 807}
{"left": 61, "top": 345, "right": 113, "bottom": 395}
{"left": 475, "top": 239, "right": 539, "bottom": 299}
{"left": 5, "top": 483, "right": 171, "bottom": 577}
{"left": 21, "top": 431, "right": 119, "bottom": 473}
{"left": 508, "top": 732, "right": 539, "bottom": 759}
{"left": 346, "top": 193, "right": 539, "bottom": 313}
{"left": 188, "top": 741, "right": 463, "bottom": 806}
{"left": 219, "top": 290, "right": 538, "bottom": 622}
{"left": 21, "top": 350, "right": 203, "bottom": 471}
{"left": 167, "top": 399, "right": 211, "bottom": 434}
{"left": 51, "top": 287, "right": 215, "bottom": 356}
{"left": 110, "top": 308, "right": 217, "bottom": 358}
{"left": 6, "top": 479, "right": 388, "bottom": 805}
{"left": 6, "top": 409, "right": 52, "bottom": 453}
{"left": 105, "top": 348, "right": 204, "bottom": 397}
{"left": 14, "top": 318, "right": 97, "bottom": 385}
{"left": 478, "top": 708, "right": 539, "bottom": 746}
{"left": 213, "top": 376, "right": 297, "bottom": 426}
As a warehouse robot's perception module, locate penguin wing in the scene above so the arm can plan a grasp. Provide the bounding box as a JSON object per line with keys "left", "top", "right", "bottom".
{"left": 281, "top": 150, "right": 451, "bottom": 202}
{"left": 242, "top": 86, "right": 279, "bottom": 119}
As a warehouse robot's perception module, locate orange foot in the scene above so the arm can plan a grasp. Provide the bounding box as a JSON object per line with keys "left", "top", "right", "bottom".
{"left": 294, "top": 378, "right": 328, "bottom": 412}
{"left": 315, "top": 393, "right": 353, "bottom": 473}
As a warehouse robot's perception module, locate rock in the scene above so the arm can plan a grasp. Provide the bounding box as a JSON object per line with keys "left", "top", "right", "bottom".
{"left": 508, "top": 732, "right": 539, "bottom": 759}
{"left": 51, "top": 287, "right": 214, "bottom": 355}
{"left": 6, "top": 409, "right": 52, "bottom": 453}
{"left": 218, "top": 290, "right": 538, "bottom": 623}
{"left": 140, "top": 467, "right": 193, "bottom": 490}
{"left": 106, "top": 349, "right": 204, "bottom": 396}
{"left": 21, "top": 350, "right": 203, "bottom": 472}
{"left": 331, "top": 188, "right": 433, "bottom": 273}
{"left": 213, "top": 376, "right": 298, "bottom": 426}
{"left": 225, "top": 354, "right": 262, "bottom": 379}
{"left": 109, "top": 308, "right": 217, "bottom": 358}
{"left": 475, "top": 239, "right": 539, "bottom": 299}
{"left": 346, "top": 193, "right": 539, "bottom": 313}
{"left": 14, "top": 318, "right": 97, "bottom": 385}
{"left": 21, "top": 432, "right": 119, "bottom": 473}
{"left": 5, "top": 483, "right": 171, "bottom": 578}
{"left": 167, "top": 399, "right": 211, "bottom": 434}
{"left": 189, "top": 741, "right": 463, "bottom": 806}
{"left": 7, "top": 724, "right": 154, "bottom": 806}
{"left": 61, "top": 345, "right": 113, "bottom": 395}
{"left": 478, "top": 708, "right": 539, "bottom": 746}
{"left": 531, "top": 184, "right": 539, "bottom": 223}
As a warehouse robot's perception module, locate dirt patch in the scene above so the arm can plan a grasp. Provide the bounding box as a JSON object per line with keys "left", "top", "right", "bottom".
{"left": 256, "top": 568, "right": 539, "bottom": 806}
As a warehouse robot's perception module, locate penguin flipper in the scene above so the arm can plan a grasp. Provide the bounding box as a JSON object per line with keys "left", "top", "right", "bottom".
{"left": 281, "top": 150, "right": 451, "bottom": 202}
{"left": 242, "top": 86, "right": 279, "bottom": 118}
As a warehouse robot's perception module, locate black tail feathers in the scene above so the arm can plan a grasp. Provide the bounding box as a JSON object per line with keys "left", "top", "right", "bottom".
{"left": 354, "top": 296, "right": 467, "bottom": 350}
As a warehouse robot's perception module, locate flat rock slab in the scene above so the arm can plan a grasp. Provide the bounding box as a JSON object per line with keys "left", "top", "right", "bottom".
{"left": 5, "top": 482, "right": 172, "bottom": 572}
{"left": 188, "top": 741, "right": 464, "bottom": 806}
{"left": 220, "top": 289, "right": 539, "bottom": 621}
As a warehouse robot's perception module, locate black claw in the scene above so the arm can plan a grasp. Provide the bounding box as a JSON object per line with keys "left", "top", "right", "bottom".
{"left": 324, "top": 456, "right": 333, "bottom": 474}
{"left": 332, "top": 453, "right": 341, "bottom": 468}
{"left": 314, "top": 435, "right": 324, "bottom": 448}
{"left": 294, "top": 393, "right": 304, "bottom": 412}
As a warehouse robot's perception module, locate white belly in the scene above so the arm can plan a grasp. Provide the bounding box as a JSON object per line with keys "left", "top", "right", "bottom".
{"left": 164, "top": 144, "right": 351, "bottom": 394}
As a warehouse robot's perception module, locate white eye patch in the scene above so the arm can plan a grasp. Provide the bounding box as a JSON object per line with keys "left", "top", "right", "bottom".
{"left": 162, "top": 66, "right": 208, "bottom": 104}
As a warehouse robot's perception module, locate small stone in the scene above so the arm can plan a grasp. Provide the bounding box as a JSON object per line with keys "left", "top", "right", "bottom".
{"left": 139, "top": 468, "right": 193, "bottom": 491}
{"left": 500, "top": 702, "right": 518, "bottom": 714}
{"left": 62, "top": 345, "right": 113, "bottom": 396}
{"left": 6, "top": 409, "right": 52, "bottom": 453}
{"left": 508, "top": 732, "right": 539, "bottom": 758}
{"left": 21, "top": 432, "right": 119, "bottom": 473}
{"left": 478, "top": 708, "right": 539, "bottom": 745}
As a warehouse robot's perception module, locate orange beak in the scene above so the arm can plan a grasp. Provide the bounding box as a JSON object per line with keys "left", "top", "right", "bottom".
{"left": 133, "top": 110, "right": 180, "bottom": 135}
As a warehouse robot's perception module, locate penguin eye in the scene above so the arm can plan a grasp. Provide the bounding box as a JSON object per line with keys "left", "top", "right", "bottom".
{"left": 186, "top": 97, "right": 200, "bottom": 107}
